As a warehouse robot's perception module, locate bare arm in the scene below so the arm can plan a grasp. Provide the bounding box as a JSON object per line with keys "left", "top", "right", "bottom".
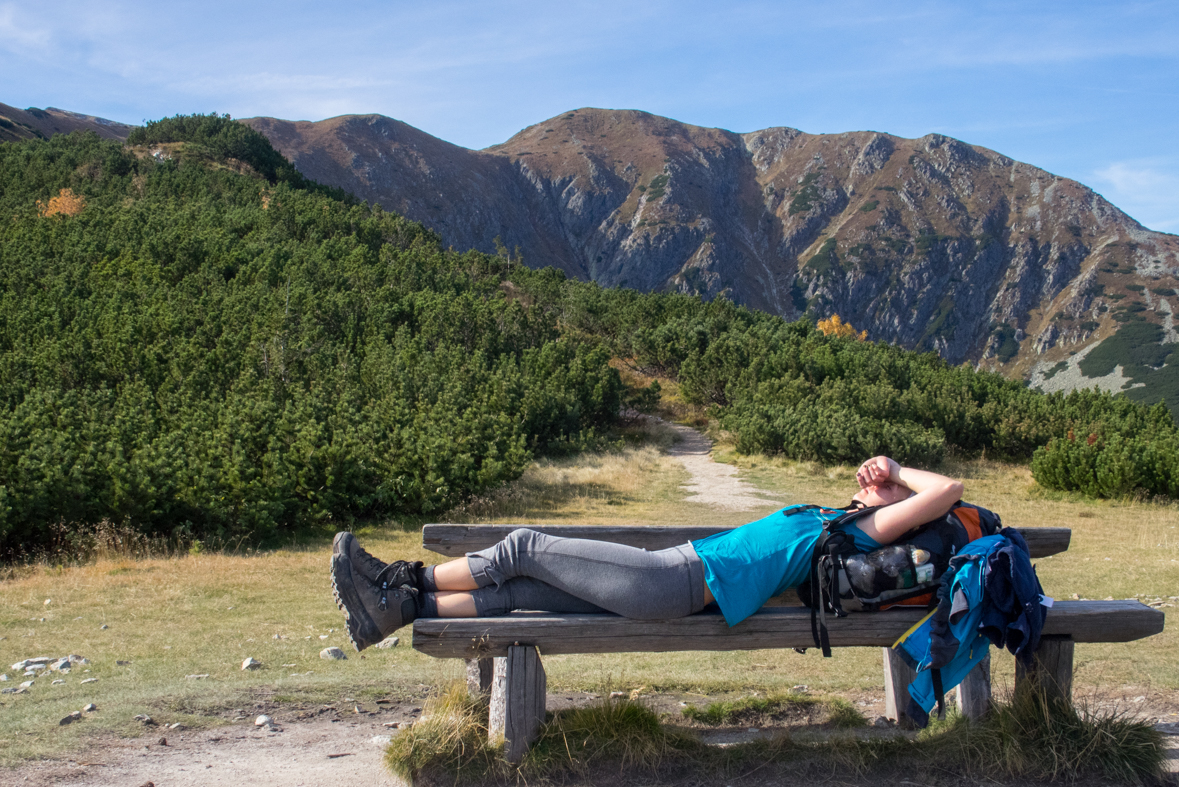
{"left": 854, "top": 456, "right": 964, "bottom": 545}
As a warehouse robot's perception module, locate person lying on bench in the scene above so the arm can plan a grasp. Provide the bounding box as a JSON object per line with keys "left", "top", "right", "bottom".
{"left": 330, "top": 456, "right": 963, "bottom": 651}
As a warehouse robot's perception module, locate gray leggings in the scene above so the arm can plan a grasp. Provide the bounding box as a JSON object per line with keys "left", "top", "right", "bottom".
{"left": 458, "top": 528, "right": 708, "bottom": 619}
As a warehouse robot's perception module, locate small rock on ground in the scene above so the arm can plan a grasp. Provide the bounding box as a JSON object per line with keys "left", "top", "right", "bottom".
{"left": 241, "top": 657, "right": 262, "bottom": 671}
{"left": 374, "top": 637, "right": 399, "bottom": 649}
{"left": 320, "top": 647, "right": 347, "bottom": 660}
{"left": 59, "top": 711, "right": 82, "bottom": 726}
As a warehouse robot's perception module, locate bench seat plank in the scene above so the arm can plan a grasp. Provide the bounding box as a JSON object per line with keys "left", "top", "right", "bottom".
{"left": 422, "top": 524, "right": 1071, "bottom": 559}
{"left": 412, "top": 600, "right": 1162, "bottom": 658}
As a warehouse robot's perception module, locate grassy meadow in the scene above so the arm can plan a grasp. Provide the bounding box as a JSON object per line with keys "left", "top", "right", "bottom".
{"left": 1, "top": 420, "right": 1176, "bottom": 767}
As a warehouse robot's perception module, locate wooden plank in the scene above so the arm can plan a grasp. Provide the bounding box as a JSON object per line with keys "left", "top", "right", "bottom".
{"left": 1015, "top": 636, "right": 1074, "bottom": 705}
{"left": 957, "top": 654, "right": 992, "bottom": 721}
{"left": 412, "top": 600, "right": 1162, "bottom": 658}
{"left": 487, "top": 646, "right": 546, "bottom": 763}
{"left": 882, "top": 647, "right": 917, "bottom": 723}
{"left": 488, "top": 656, "right": 507, "bottom": 741}
{"left": 422, "top": 524, "right": 1071, "bottom": 558}
{"left": 466, "top": 658, "right": 493, "bottom": 697}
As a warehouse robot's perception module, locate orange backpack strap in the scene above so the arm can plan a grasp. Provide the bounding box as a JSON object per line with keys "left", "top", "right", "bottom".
{"left": 952, "top": 505, "right": 983, "bottom": 542}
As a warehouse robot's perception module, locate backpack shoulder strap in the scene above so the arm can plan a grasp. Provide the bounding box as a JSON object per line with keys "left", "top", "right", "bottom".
{"left": 806, "top": 503, "right": 885, "bottom": 657}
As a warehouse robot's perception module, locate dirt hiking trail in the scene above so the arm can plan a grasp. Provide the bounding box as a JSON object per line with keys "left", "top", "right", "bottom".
{"left": 662, "top": 420, "right": 780, "bottom": 511}
{"left": 12, "top": 716, "right": 403, "bottom": 787}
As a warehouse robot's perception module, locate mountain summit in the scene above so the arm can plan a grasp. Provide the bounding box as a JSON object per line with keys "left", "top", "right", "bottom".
{"left": 243, "top": 109, "right": 1178, "bottom": 378}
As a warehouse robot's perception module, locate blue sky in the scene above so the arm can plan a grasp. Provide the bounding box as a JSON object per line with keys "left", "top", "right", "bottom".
{"left": 2, "top": 0, "right": 1177, "bottom": 232}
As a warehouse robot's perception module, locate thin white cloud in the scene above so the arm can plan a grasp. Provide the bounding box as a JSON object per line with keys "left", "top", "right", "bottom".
{"left": 0, "top": 3, "right": 50, "bottom": 50}
{"left": 1092, "top": 161, "right": 1179, "bottom": 233}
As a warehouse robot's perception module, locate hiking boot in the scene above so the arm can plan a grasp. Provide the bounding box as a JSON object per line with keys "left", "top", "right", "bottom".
{"left": 332, "top": 531, "right": 423, "bottom": 590}
{"left": 331, "top": 552, "right": 419, "bottom": 651}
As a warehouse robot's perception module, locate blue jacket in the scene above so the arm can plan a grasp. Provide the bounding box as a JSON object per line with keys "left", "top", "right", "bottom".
{"left": 979, "top": 528, "right": 1047, "bottom": 660}
{"left": 895, "top": 534, "right": 1006, "bottom": 727}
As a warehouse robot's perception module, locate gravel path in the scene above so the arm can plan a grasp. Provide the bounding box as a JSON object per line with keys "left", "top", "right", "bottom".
{"left": 10, "top": 716, "right": 407, "bottom": 787}
{"left": 663, "top": 421, "right": 781, "bottom": 511}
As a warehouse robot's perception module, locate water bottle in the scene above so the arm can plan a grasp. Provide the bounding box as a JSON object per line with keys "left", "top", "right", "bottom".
{"left": 843, "top": 546, "right": 933, "bottom": 596}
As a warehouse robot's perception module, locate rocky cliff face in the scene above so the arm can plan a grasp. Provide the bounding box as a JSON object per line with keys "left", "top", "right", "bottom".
{"left": 243, "top": 109, "right": 1179, "bottom": 374}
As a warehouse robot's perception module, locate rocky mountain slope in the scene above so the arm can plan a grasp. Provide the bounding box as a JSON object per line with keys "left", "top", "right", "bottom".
{"left": 0, "top": 102, "right": 133, "bottom": 142}
{"left": 6, "top": 100, "right": 1171, "bottom": 407}
{"left": 243, "top": 110, "right": 1179, "bottom": 390}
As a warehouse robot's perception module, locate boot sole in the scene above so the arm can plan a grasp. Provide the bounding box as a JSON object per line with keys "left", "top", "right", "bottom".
{"left": 330, "top": 553, "right": 381, "bottom": 651}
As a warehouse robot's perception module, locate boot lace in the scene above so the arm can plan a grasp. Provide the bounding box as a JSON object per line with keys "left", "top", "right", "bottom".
{"left": 375, "top": 564, "right": 419, "bottom": 611}
{"left": 353, "top": 545, "right": 389, "bottom": 581}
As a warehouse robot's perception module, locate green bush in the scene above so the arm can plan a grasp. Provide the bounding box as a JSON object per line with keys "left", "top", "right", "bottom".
{"left": 0, "top": 130, "right": 620, "bottom": 555}
{"left": 514, "top": 273, "right": 1179, "bottom": 495}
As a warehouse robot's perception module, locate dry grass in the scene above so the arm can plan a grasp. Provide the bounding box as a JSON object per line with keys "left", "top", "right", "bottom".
{"left": 387, "top": 687, "right": 1163, "bottom": 785}
{"left": 2, "top": 427, "right": 1177, "bottom": 768}
{"left": 0, "top": 527, "right": 462, "bottom": 766}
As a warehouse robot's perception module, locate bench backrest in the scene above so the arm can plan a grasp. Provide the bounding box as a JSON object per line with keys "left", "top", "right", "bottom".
{"left": 422, "top": 524, "right": 1071, "bottom": 559}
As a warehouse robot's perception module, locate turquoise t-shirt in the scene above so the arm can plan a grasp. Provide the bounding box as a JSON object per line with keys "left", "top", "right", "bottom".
{"left": 691, "top": 505, "right": 881, "bottom": 626}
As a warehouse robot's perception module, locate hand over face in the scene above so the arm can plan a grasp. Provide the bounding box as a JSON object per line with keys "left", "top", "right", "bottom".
{"left": 855, "top": 456, "right": 897, "bottom": 490}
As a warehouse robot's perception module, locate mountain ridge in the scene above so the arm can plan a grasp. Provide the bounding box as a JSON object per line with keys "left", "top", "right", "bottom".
{"left": 2, "top": 99, "right": 1173, "bottom": 408}
{"left": 0, "top": 102, "right": 133, "bottom": 142}
{"left": 241, "top": 108, "right": 1179, "bottom": 383}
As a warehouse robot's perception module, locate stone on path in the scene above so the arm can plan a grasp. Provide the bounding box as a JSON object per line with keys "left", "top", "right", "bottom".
{"left": 255, "top": 715, "right": 272, "bottom": 727}
{"left": 320, "top": 647, "right": 347, "bottom": 660}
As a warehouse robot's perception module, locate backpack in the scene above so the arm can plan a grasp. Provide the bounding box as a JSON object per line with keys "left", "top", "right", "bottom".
{"left": 796, "top": 501, "right": 1002, "bottom": 656}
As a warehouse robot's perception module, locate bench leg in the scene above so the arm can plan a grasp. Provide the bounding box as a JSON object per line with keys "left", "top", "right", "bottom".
{"left": 956, "top": 653, "right": 992, "bottom": 721}
{"left": 883, "top": 647, "right": 916, "bottom": 723}
{"left": 466, "top": 658, "right": 493, "bottom": 697}
{"left": 488, "top": 645, "right": 546, "bottom": 763}
{"left": 1014, "top": 636, "right": 1073, "bottom": 705}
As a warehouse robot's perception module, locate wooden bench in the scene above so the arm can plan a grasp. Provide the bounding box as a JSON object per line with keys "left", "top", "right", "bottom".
{"left": 412, "top": 524, "right": 1165, "bottom": 761}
